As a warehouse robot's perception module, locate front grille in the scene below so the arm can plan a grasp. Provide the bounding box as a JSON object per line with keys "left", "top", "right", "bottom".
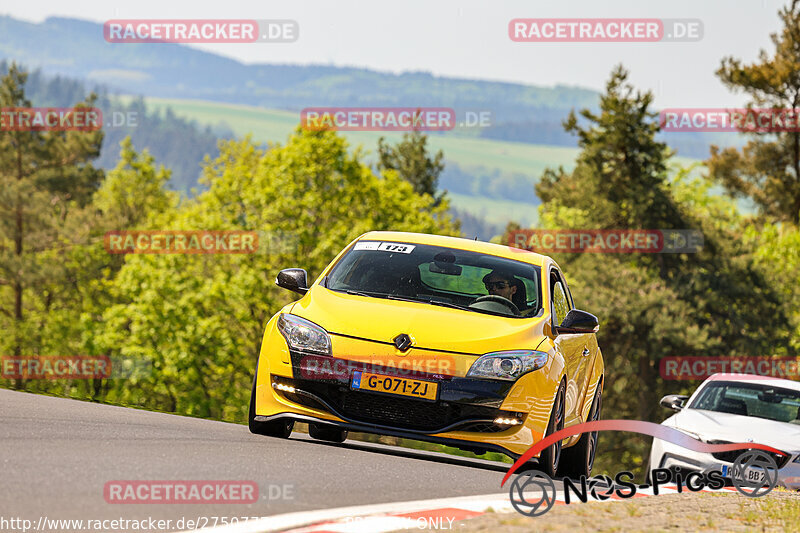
{"left": 341, "top": 392, "right": 451, "bottom": 430}
{"left": 709, "top": 442, "right": 791, "bottom": 469}
{"left": 287, "top": 378, "right": 516, "bottom": 433}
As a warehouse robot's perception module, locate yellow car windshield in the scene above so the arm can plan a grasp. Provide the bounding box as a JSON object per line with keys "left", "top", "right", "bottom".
{"left": 325, "top": 241, "right": 541, "bottom": 318}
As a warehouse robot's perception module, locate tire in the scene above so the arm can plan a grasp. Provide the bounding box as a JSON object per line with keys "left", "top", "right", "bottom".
{"left": 308, "top": 422, "right": 348, "bottom": 443}
{"left": 558, "top": 383, "right": 603, "bottom": 480}
{"left": 248, "top": 376, "right": 293, "bottom": 438}
{"left": 539, "top": 380, "right": 566, "bottom": 478}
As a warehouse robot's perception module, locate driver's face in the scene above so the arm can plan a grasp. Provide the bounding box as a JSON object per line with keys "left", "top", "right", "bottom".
{"left": 485, "top": 275, "right": 517, "bottom": 301}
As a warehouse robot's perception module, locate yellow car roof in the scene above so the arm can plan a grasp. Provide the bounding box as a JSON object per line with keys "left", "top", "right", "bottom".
{"left": 358, "top": 231, "right": 550, "bottom": 267}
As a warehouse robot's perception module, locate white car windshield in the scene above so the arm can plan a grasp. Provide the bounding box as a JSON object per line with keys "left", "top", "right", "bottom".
{"left": 689, "top": 381, "right": 800, "bottom": 424}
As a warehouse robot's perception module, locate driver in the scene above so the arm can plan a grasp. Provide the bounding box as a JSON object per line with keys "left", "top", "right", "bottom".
{"left": 483, "top": 270, "right": 517, "bottom": 302}
{"left": 482, "top": 270, "right": 535, "bottom": 316}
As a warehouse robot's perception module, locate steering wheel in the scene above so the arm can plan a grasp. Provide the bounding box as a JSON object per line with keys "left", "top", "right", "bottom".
{"left": 470, "top": 295, "right": 520, "bottom": 316}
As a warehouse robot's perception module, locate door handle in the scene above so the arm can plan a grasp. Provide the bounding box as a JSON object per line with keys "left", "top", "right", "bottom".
{"left": 582, "top": 347, "right": 590, "bottom": 357}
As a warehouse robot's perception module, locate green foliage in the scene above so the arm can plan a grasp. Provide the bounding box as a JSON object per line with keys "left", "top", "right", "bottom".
{"left": 746, "top": 223, "right": 800, "bottom": 352}
{"left": 93, "top": 137, "right": 177, "bottom": 228}
{"left": 0, "top": 62, "right": 103, "bottom": 373}
{"left": 377, "top": 131, "right": 445, "bottom": 202}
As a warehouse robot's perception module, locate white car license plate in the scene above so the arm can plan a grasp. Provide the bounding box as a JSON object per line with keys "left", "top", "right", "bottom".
{"left": 722, "top": 464, "right": 767, "bottom": 484}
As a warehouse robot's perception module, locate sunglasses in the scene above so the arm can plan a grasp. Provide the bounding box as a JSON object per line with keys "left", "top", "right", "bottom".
{"left": 485, "top": 281, "right": 511, "bottom": 290}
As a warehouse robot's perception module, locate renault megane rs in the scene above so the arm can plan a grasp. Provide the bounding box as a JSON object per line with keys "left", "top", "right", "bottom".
{"left": 249, "top": 231, "right": 604, "bottom": 477}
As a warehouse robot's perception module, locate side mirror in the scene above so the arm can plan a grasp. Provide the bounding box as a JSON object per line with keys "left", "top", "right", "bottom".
{"left": 555, "top": 309, "right": 599, "bottom": 334}
{"left": 660, "top": 394, "right": 689, "bottom": 412}
{"left": 276, "top": 268, "right": 309, "bottom": 295}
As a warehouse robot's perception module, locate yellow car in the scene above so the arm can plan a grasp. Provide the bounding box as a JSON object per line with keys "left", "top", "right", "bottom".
{"left": 250, "top": 231, "right": 604, "bottom": 477}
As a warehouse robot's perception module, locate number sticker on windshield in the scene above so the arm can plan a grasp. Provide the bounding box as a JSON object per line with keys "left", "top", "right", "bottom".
{"left": 354, "top": 241, "right": 415, "bottom": 253}
{"left": 377, "top": 242, "right": 415, "bottom": 253}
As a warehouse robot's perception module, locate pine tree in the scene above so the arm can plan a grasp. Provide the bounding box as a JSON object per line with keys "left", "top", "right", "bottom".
{"left": 377, "top": 131, "right": 445, "bottom": 205}
{"left": 0, "top": 63, "right": 103, "bottom": 386}
{"left": 709, "top": 0, "right": 800, "bottom": 224}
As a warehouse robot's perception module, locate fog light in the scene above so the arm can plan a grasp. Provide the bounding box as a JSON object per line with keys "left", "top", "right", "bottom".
{"left": 494, "top": 417, "right": 522, "bottom": 426}
{"left": 272, "top": 381, "right": 296, "bottom": 393}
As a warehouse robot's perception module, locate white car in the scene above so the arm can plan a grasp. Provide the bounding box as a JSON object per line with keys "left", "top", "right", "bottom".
{"left": 649, "top": 373, "right": 800, "bottom": 490}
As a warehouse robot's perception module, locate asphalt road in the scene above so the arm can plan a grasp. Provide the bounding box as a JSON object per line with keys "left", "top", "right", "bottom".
{"left": 0, "top": 389, "right": 507, "bottom": 531}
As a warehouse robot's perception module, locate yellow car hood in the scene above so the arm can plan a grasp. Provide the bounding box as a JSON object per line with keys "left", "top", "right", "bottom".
{"left": 290, "top": 287, "right": 546, "bottom": 356}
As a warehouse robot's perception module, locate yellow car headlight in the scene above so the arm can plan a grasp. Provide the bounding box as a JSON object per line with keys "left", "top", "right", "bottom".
{"left": 277, "top": 313, "right": 332, "bottom": 355}
{"left": 466, "top": 350, "right": 548, "bottom": 381}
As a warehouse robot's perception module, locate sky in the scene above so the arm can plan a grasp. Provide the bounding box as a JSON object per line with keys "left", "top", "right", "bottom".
{"left": 1, "top": 0, "right": 789, "bottom": 108}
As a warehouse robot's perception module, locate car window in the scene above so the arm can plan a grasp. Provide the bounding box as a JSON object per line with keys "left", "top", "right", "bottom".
{"left": 418, "top": 262, "right": 487, "bottom": 294}
{"left": 690, "top": 381, "right": 800, "bottom": 423}
{"left": 326, "top": 240, "right": 542, "bottom": 318}
{"left": 418, "top": 263, "right": 539, "bottom": 310}
{"left": 551, "top": 275, "right": 569, "bottom": 326}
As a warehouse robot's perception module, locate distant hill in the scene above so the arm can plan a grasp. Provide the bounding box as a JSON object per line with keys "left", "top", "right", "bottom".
{"left": 0, "top": 15, "right": 742, "bottom": 238}
{"left": 0, "top": 60, "right": 231, "bottom": 192}
{"left": 0, "top": 16, "right": 738, "bottom": 158}
{"left": 0, "top": 17, "right": 595, "bottom": 117}
{"left": 136, "top": 96, "right": 705, "bottom": 229}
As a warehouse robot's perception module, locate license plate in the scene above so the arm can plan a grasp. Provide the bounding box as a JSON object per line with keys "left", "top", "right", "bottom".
{"left": 723, "top": 464, "right": 767, "bottom": 484}
{"left": 351, "top": 371, "right": 438, "bottom": 401}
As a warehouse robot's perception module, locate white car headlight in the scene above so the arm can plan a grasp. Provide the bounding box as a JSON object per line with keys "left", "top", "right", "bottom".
{"left": 466, "top": 350, "right": 548, "bottom": 381}
{"left": 277, "top": 313, "right": 332, "bottom": 355}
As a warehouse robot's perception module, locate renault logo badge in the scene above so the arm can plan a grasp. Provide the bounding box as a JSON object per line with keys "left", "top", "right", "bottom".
{"left": 393, "top": 333, "right": 413, "bottom": 352}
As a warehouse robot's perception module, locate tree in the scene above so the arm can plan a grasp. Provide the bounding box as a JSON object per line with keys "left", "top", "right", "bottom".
{"left": 93, "top": 137, "right": 177, "bottom": 228}
{"left": 377, "top": 131, "right": 446, "bottom": 204}
{"left": 537, "top": 65, "right": 683, "bottom": 232}
{"left": 0, "top": 63, "right": 103, "bottom": 383}
{"left": 708, "top": 0, "right": 800, "bottom": 224}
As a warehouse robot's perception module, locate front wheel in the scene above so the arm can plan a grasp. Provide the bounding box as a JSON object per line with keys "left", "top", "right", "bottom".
{"left": 539, "top": 380, "right": 566, "bottom": 478}
{"left": 558, "top": 383, "right": 602, "bottom": 480}
{"left": 248, "top": 377, "right": 293, "bottom": 438}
